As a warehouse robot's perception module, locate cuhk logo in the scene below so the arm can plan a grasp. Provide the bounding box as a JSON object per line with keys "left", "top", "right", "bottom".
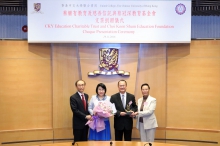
{"left": 34, "top": 3, "right": 41, "bottom": 12}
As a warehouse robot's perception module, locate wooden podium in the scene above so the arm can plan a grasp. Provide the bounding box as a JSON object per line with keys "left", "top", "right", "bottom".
{"left": 34, "top": 141, "right": 186, "bottom": 146}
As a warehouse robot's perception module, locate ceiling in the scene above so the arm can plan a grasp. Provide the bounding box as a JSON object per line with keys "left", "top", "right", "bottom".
{"left": 0, "top": 0, "right": 220, "bottom": 16}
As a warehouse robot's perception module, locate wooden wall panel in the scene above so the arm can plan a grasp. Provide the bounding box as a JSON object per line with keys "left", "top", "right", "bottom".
{"left": 52, "top": 44, "right": 80, "bottom": 140}
{"left": 166, "top": 130, "right": 218, "bottom": 146}
{"left": 1, "top": 40, "right": 220, "bottom": 146}
{"left": 167, "top": 41, "right": 220, "bottom": 129}
{"left": 0, "top": 129, "right": 53, "bottom": 146}
{"left": 0, "top": 41, "right": 52, "bottom": 131}
{"left": 0, "top": 42, "right": 50, "bottom": 59}
{"left": 53, "top": 128, "right": 73, "bottom": 140}
{"left": 135, "top": 44, "right": 167, "bottom": 136}
{"left": 167, "top": 58, "right": 219, "bottom": 128}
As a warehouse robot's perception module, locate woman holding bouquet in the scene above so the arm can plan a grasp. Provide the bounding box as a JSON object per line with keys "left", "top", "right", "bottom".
{"left": 88, "top": 83, "right": 111, "bottom": 141}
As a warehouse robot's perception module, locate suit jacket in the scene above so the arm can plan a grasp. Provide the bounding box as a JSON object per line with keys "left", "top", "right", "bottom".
{"left": 110, "top": 92, "right": 137, "bottom": 130}
{"left": 70, "top": 92, "right": 90, "bottom": 129}
{"left": 136, "top": 95, "right": 158, "bottom": 130}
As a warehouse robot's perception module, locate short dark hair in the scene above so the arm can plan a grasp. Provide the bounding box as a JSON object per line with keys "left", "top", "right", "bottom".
{"left": 141, "top": 83, "right": 150, "bottom": 90}
{"left": 96, "top": 83, "right": 107, "bottom": 95}
{"left": 75, "top": 79, "right": 86, "bottom": 87}
{"left": 118, "top": 80, "right": 127, "bottom": 86}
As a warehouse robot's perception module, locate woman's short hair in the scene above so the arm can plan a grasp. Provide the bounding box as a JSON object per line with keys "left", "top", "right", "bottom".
{"left": 96, "top": 83, "right": 107, "bottom": 95}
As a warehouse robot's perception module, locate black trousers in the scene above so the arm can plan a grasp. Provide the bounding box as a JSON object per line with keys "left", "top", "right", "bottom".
{"left": 73, "top": 126, "right": 89, "bottom": 142}
{"left": 115, "top": 128, "right": 132, "bottom": 141}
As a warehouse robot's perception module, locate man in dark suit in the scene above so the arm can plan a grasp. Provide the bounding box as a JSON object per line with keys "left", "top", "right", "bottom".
{"left": 70, "top": 80, "right": 92, "bottom": 142}
{"left": 110, "top": 80, "right": 138, "bottom": 141}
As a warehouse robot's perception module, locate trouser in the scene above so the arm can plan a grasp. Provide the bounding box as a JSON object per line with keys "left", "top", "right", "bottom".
{"left": 139, "top": 122, "right": 156, "bottom": 142}
{"left": 115, "top": 128, "right": 132, "bottom": 141}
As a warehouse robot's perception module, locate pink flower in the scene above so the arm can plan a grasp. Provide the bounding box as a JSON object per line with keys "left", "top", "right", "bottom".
{"left": 86, "top": 101, "right": 116, "bottom": 132}
{"left": 93, "top": 101, "right": 114, "bottom": 117}
{"left": 128, "top": 101, "right": 132, "bottom": 106}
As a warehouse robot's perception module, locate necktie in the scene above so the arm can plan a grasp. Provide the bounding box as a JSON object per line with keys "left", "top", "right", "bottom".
{"left": 81, "top": 94, "right": 86, "bottom": 110}
{"left": 139, "top": 98, "right": 147, "bottom": 123}
{"left": 122, "top": 94, "right": 125, "bottom": 108}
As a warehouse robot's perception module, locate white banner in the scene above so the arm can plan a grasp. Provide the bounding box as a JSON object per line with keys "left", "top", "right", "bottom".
{"left": 28, "top": 0, "right": 191, "bottom": 43}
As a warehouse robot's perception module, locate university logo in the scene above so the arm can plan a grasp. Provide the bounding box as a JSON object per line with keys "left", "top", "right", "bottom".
{"left": 88, "top": 48, "right": 130, "bottom": 76}
{"left": 32, "top": 3, "right": 43, "bottom": 14}
{"left": 34, "top": 3, "right": 41, "bottom": 12}
{"left": 99, "top": 48, "right": 118, "bottom": 71}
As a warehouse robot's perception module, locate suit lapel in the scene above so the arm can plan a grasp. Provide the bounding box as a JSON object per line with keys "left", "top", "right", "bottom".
{"left": 117, "top": 93, "right": 124, "bottom": 109}
{"left": 144, "top": 95, "right": 151, "bottom": 108}
{"left": 125, "top": 93, "right": 129, "bottom": 106}
{"left": 125, "top": 93, "right": 133, "bottom": 109}
{"left": 138, "top": 98, "right": 143, "bottom": 111}
{"left": 138, "top": 96, "right": 151, "bottom": 110}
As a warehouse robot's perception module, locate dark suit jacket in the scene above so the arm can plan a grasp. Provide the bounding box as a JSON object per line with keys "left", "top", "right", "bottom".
{"left": 110, "top": 92, "right": 137, "bottom": 130}
{"left": 70, "top": 92, "right": 90, "bottom": 129}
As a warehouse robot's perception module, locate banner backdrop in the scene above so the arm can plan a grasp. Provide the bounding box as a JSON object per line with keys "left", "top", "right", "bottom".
{"left": 28, "top": 0, "right": 191, "bottom": 43}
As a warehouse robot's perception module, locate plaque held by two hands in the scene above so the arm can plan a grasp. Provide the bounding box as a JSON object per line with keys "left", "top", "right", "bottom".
{"left": 125, "top": 101, "right": 133, "bottom": 115}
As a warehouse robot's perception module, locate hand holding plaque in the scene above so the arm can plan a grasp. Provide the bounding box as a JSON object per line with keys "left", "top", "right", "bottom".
{"left": 125, "top": 101, "right": 133, "bottom": 115}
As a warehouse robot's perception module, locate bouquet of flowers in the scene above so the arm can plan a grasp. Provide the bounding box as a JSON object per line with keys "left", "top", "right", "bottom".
{"left": 86, "top": 101, "right": 116, "bottom": 132}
